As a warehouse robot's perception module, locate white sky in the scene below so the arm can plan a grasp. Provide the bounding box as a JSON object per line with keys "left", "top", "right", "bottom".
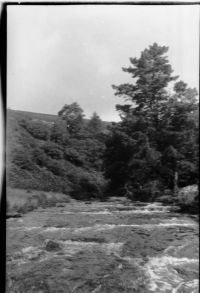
{"left": 7, "top": 5, "right": 199, "bottom": 121}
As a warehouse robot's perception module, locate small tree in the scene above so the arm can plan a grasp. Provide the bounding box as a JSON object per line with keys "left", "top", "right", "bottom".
{"left": 50, "top": 118, "right": 69, "bottom": 144}
{"left": 58, "top": 102, "right": 84, "bottom": 135}
{"left": 87, "top": 112, "right": 103, "bottom": 133}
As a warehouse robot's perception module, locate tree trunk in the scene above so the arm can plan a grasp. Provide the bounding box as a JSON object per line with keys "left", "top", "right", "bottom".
{"left": 173, "top": 171, "right": 179, "bottom": 196}
{"left": 124, "top": 182, "right": 133, "bottom": 199}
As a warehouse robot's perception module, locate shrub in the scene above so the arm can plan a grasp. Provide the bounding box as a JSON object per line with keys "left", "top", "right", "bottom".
{"left": 50, "top": 118, "right": 69, "bottom": 144}
{"left": 126, "top": 180, "right": 163, "bottom": 202}
{"left": 17, "top": 202, "right": 35, "bottom": 214}
{"left": 64, "top": 148, "right": 84, "bottom": 166}
{"left": 70, "top": 171, "right": 105, "bottom": 200}
{"left": 41, "top": 142, "right": 63, "bottom": 159}
{"left": 32, "top": 148, "right": 48, "bottom": 167}
{"left": 178, "top": 161, "right": 198, "bottom": 187}
{"left": 12, "top": 150, "right": 35, "bottom": 171}
{"left": 19, "top": 119, "right": 50, "bottom": 140}
{"left": 45, "top": 159, "right": 65, "bottom": 176}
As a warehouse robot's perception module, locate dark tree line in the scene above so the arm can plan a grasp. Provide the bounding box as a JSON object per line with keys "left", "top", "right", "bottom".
{"left": 104, "top": 43, "right": 199, "bottom": 201}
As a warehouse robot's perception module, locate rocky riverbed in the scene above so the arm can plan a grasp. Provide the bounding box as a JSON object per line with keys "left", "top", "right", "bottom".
{"left": 6, "top": 198, "right": 199, "bottom": 293}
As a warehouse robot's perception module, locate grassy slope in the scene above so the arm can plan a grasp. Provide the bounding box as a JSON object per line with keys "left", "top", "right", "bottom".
{"left": 6, "top": 109, "right": 107, "bottom": 198}
{"left": 7, "top": 109, "right": 111, "bottom": 130}
{"left": 7, "top": 109, "right": 58, "bottom": 123}
{"left": 7, "top": 187, "right": 72, "bottom": 215}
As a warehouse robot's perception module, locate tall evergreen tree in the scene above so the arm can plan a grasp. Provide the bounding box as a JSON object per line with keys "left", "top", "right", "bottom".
{"left": 104, "top": 43, "right": 198, "bottom": 199}
{"left": 159, "top": 81, "right": 198, "bottom": 190}
{"left": 113, "top": 43, "right": 178, "bottom": 130}
{"left": 87, "top": 112, "right": 103, "bottom": 133}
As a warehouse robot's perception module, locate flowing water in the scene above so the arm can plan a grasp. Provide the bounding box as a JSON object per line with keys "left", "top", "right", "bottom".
{"left": 6, "top": 199, "right": 199, "bottom": 293}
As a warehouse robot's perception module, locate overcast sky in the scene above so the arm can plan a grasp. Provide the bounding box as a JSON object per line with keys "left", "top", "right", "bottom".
{"left": 7, "top": 5, "right": 199, "bottom": 121}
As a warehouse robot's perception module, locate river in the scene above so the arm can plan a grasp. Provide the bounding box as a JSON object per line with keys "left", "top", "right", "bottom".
{"left": 6, "top": 198, "right": 199, "bottom": 292}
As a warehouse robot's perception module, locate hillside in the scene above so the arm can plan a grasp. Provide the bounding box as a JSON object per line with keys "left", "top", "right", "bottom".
{"left": 6, "top": 108, "right": 109, "bottom": 199}
{"left": 7, "top": 109, "right": 111, "bottom": 130}
{"left": 7, "top": 109, "right": 58, "bottom": 123}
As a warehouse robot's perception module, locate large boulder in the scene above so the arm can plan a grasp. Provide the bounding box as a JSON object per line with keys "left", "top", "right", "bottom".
{"left": 44, "top": 240, "right": 62, "bottom": 252}
{"left": 178, "top": 185, "right": 198, "bottom": 203}
{"left": 177, "top": 185, "right": 198, "bottom": 213}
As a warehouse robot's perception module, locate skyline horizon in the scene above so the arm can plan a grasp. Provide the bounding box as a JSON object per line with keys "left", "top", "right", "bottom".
{"left": 7, "top": 5, "right": 199, "bottom": 122}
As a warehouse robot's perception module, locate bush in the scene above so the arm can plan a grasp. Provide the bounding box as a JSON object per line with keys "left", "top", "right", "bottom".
{"left": 41, "top": 142, "right": 63, "bottom": 159}
{"left": 12, "top": 150, "right": 35, "bottom": 171}
{"left": 17, "top": 202, "right": 36, "bottom": 214}
{"left": 178, "top": 161, "right": 198, "bottom": 187}
{"left": 6, "top": 188, "right": 73, "bottom": 215}
{"left": 125, "top": 180, "right": 163, "bottom": 202}
{"left": 32, "top": 148, "right": 48, "bottom": 167}
{"left": 45, "top": 159, "right": 65, "bottom": 176}
{"left": 19, "top": 119, "right": 50, "bottom": 140}
{"left": 70, "top": 171, "right": 105, "bottom": 200}
{"left": 64, "top": 148, "right": 84, "bottom": 166}
{"left": 50, "top": 118, "right": 69, "bottom": 144}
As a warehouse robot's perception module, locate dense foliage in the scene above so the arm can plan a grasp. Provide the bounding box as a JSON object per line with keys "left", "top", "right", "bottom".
{"left": 7, "top": 106, "right": 107, "bottom": 200}
{"left": 104, "top": 43, "right": 199, "bottom": 202}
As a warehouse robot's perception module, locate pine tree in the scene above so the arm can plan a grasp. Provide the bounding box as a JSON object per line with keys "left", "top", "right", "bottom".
{"left": 104, "top": 43, "right": 199, "bottom": 199}
{"left": 113, "top": 43, "right": 178, "bottom": 131}
{"left": 159, "top": 81, "right": 199, "bottom": 191}
{"left": 87, "top": 112, "right": 102, "bottom": 133}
